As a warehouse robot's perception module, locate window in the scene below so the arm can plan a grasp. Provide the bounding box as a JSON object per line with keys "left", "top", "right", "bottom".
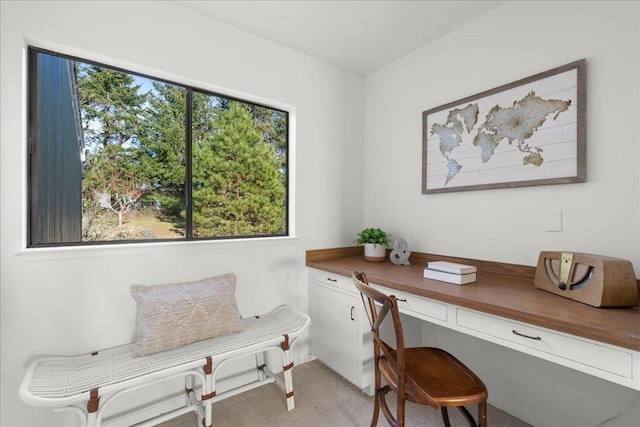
{"left": 28, "top": 47, "right": 289, "bottom": 247}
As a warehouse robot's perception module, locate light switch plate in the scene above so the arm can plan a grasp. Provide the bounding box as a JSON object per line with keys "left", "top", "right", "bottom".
{"left": 545, "top": 209, "right": 563, "bottom": 232}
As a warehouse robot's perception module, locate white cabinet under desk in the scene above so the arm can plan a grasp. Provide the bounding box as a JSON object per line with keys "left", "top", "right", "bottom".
{"left": 308, "top": 269, "right": 373, "bottom": 395}
{"left": 305, "top": 248, "right": 640, "bottom": 393}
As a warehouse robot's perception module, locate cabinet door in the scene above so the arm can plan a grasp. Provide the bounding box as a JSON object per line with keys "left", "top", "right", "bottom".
{"left": 309, "top": 281, "right": 361, "bottom": 386}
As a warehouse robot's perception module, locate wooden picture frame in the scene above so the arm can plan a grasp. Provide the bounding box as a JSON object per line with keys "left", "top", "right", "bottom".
{"left": 422, "top": 59, "right": 586, "bottom": 194}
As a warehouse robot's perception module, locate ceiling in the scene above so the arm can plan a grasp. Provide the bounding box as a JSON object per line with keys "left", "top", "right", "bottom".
{"left": 176, "top": 1, "right": 508, "bottom": 75}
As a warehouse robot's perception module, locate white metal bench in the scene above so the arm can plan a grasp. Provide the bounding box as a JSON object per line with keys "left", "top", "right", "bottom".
{"left": 20, "top": 305, "right": 310, "bottom": 427}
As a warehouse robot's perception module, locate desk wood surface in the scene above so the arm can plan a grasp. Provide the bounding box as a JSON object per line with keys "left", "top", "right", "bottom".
{"left": 306, "top": 247, "right": 640, "bottom": 351}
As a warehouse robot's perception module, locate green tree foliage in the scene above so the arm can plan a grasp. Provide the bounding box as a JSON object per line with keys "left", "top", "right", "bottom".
{"left": 247, "top": 105, "right": 287, "bottom": 168}
{"left": 77, "top": 65, "right": 148, "bottom": 233}
{"left": 138, "top": 82, "right": 187, "bottom": 219}
{"left": 192, "top": 101, "right": 286, "bottom": 237}
{"left": 75, "top": 60, "right": 287, "bottom": 241}
{"left": 77, "top": 65, "right": 146, "bottom": 149}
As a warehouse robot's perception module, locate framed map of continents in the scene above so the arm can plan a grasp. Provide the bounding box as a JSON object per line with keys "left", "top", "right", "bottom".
{"left": 422, "top": 59, "right": 586, "bottom": 194}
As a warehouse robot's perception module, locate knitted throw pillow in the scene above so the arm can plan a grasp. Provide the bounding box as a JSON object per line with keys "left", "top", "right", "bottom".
{"left": 131, "top": 273, "right": 245, "bottom": 357}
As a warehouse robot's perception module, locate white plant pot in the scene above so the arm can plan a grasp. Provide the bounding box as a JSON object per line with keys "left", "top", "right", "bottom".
{"left": 363, "top": 243, "right": 386, "bottom": 263}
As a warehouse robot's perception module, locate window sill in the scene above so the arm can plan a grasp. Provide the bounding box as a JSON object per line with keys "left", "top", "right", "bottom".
{"left": 14, "top": 236, "right": 299, "bottom": 262}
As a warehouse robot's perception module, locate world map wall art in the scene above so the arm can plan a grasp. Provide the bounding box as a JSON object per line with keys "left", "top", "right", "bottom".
{"left": 422, "top": 59, "right": 586, "bottom": 194}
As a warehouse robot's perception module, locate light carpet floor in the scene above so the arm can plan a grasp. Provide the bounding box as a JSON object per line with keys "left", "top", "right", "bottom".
{"left": 159, "top": 359, "right": 530, "bottom": 427}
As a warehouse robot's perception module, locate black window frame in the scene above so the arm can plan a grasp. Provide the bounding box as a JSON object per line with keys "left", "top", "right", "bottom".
{"left": 27, "top": 46, "right": 290, "bottom": 248}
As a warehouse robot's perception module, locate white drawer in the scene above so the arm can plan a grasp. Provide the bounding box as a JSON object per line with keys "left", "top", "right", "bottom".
{"left": 456, "top": 308, "right": 634, "bottom": 379}
{"left": 309, "top": 269, "right": 358, "bottom": 296}
{"left": 377, "top": 286, "right": 448, "bottom": 323}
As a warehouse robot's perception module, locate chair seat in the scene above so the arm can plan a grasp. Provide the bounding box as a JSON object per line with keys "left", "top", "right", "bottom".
{"left": 379, "top": 347, "right": 487, "bottom": 407}
{"left": 353, "top": 270, "right": 487, "bottom": 426}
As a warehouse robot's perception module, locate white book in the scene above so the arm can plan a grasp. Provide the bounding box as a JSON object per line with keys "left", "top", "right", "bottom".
{"left": 423, "top": 268, "right": 476, "bottom": 285}
{"left": 426, "top": 261, "right": 477, "bottom": 275}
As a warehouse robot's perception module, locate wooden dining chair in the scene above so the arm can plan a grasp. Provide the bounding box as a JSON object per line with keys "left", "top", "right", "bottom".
{"left": 353, "top": 271, "right": 488, "bottom": 427}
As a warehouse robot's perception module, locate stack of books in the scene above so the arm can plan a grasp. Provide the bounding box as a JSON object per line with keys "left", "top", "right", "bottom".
{"left": 423, "top": 261, "right": 477, "bottom": 285}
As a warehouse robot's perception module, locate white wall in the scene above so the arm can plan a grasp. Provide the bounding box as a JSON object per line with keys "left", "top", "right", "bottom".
{"left": 364, "top": 0, "right": 640, "bottom": 276}
{"left": 3, "top": 0, "right": 639, "bottom": 426}
{"left": 364, "top": 1, "right": 640, "bottom": 426}
{"left": 0, "top": 1, "right": 363, "bottom": 426}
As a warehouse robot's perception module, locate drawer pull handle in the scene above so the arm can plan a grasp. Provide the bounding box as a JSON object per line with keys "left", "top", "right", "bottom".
{"left": 512, "top": 330, "right": 542, "bottom": 340}
{"left": 396, "top": 298, "right": 407, "bottom": 302}
{"left": 351, "top": 306, "right": 355, "bottom": 321}
{"left": 327, "top": 278, "right": 337, "bottom": 282}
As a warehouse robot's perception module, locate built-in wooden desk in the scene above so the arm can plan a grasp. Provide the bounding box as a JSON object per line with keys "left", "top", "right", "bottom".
{"left": 306, "top": 247, "right": 640, "bottom": 391}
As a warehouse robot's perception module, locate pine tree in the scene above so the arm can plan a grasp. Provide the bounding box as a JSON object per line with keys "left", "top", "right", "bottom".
{"left": 77, "top": 65, "right": 146, "bottom": 149}
{"left": 247, "top": 105, "right": 287, "bottom": 166}
{"left": 138, "top": 82, "right": 187, "bottom": 219}
{"left": 192, "top": 101, "right": 286, "bottom": 237}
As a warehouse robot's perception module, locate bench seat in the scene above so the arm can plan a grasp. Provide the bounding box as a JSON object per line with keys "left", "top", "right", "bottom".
{"left": 20, "top": 304, "right": 310, "bottom": 427}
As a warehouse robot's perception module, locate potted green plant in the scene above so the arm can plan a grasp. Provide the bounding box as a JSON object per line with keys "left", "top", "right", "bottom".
{"left": 356, "top": 227, "right": 391, "bottom": 262}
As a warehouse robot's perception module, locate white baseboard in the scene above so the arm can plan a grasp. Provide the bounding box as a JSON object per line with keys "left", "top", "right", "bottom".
{"left": 488, "top": 394, "right": 556, "bottom": 427}
{"left": 296, "top": 353, "right": 317, "bottom": 365}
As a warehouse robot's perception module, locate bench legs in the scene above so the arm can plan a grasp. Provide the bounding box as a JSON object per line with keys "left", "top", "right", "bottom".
{"left": 55, "top": 343, "right": 295, "bottom": 427}
{"left": 85, "top": 388, "right": 100, "bottom": 427}
{"left": 201, "top": 356, "right": 214, "bottom": 427}
{"left": 281, "top": 334, "right": 295, "bottom": 411}
{"left": 204, "top": 333, "right": 298, "bottom": 424}
{"left": 71, "top": 334, "right": 300, "bottom": 427}
{"left": 56, "top": 370, "right": 206, "bottom": 427}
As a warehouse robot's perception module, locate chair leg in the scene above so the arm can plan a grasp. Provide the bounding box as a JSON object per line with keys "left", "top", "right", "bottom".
{"left": 440, "top": 407, "right": 451, "bottom": 427}
{"left": 457, "top": 405, "right": 477, "bottom": 426}
{"left": 378, "top": 386, "right": 397, "bottom": 427}
{"left": 478, "top": 401, "right": 487, "bottom": 427}
{"left": 396, "top": 390, "right": 405, "bottom": 427}
{"left": 370, "top": 389, "right": 381, "bottom": 427}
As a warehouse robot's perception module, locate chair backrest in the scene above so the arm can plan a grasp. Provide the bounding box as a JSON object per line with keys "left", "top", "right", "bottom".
{"left": 352, "top": 271, "right": 405, "bottom": 376}
{"left": 354, "top": 271, "right": 486, "bottom": 426}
